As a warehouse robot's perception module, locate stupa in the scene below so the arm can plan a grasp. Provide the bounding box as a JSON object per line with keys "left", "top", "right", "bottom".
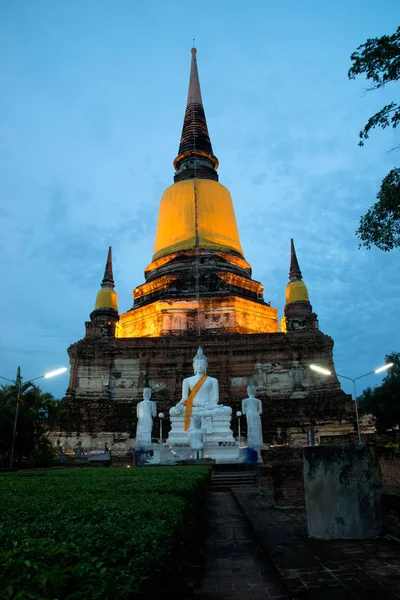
{"left": 54, "top": 48, "right": 358, "bottom": 455}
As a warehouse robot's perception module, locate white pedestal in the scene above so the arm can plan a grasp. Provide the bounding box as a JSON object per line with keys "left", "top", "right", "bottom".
{"left": 166, "top": 413, "right": 239, "bottom": 463}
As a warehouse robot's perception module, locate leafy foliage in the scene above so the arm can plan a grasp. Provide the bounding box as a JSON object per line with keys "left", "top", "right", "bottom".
{"left": 349, "top": 27, "right": 400, "bottom": 89}
{"left": 0, "top": 383, "right": 65, "bottom": 468}
{"left": 360, "top": 352, "right": 400, "bottom": 432}
{"left": 348, "top": 27, "right": 400, "bottom": 251}
{"left": 356, "top": 167, "right": 400, "bottom": 250}
{"left": 0, "top": 466, "right": 210, "bottom": 599}
{"left": 385, "top": 441, "right": 400, "bottom": 455}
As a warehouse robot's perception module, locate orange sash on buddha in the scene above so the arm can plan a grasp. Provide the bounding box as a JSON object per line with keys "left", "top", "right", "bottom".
{"left": 183, "top": 374, "right": 208, "bottom": 431}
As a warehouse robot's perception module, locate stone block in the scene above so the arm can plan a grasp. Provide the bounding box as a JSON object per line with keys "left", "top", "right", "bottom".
{"left": 303, "top": 444, "right": 382, "bottom": 539}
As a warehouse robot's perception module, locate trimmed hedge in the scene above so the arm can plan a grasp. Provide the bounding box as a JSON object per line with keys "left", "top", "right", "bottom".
{"left": 0, "top": 466, "right": 210, "bottom": 599}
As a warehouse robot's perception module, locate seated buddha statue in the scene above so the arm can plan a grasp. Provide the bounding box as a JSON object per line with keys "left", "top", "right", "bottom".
{"left": 170, "top": 347, "right": 232, "bottom": 432}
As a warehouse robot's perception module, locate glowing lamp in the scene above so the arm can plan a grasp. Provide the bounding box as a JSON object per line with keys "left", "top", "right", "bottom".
{"left": 310, "top": 364, "right": 331, "bottom": 376}
{"left": 44, "top": 367, "right": 68, "bottom": 379}
{"left": 375, "top": 363, "right": 394, "bottom": 374}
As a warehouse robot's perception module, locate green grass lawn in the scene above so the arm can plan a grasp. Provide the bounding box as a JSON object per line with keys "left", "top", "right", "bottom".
{"left": 0, "top": 466, "right": 210, "bottom": 599}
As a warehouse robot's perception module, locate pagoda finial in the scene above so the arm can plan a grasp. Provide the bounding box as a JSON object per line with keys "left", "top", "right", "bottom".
{"left": 289, "top": 239, "right": 302, "bottom": 282}
{"left": 187, "top": 45, "right": 202, "bottom": 105}
{"left": 101, "top": 246, "right": 115, "bottom": 289}
{"left": 173, "top": 48, "right": 219, "bottom": 183}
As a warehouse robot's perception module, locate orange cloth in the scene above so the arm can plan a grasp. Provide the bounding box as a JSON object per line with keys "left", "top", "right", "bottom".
{"left": 183, "top": 374, "right": 208, "bottom": 431}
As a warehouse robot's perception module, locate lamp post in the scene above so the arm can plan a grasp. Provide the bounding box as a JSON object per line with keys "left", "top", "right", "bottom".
{"left": 310, "top": 363, "right": 393, "bottom": 444}
{"left": 158, "top": 412, "right": 164, "bottom": 444}
{"left": 236, "top": 411, "right": 242, "bottom": 448}
{"left": 0, "top": 366, "right": 68, "bottom": 469}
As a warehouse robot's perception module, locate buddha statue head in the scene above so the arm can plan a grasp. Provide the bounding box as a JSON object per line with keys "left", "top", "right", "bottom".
{"left": 247, "top": 385, "right": 256, "bottom": 398}
{"left": 193, "top": 346, "right": 208, "bottom": 375}
{"left": 143, "top": 387, "right": 152, "bottom": 401}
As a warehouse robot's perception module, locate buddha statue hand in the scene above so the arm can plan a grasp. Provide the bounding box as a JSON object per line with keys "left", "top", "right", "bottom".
{"left": 170, "top": 401, "right": 185, "bottom": 416}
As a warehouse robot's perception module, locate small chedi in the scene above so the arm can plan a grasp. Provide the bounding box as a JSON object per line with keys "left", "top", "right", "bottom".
{"left": 167, "top": 347, "right": 237, "bottom": 462}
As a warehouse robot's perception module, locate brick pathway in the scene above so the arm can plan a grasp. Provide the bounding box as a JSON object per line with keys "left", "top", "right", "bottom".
{"left": 234, "top": 490, "right": 400, "bottom": 599}
{"left": 193, "top": 491, "right": 291, "bottom": 599}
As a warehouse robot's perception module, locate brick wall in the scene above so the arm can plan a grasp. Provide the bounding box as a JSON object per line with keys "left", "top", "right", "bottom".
{"left": 380, "top": 456, "right": 400, "bottom": 486}
{"left": 260, "top": 447, "right": 305, "bottom": 507}
{"left": 260, "top": 446, "right": 400, "bottom": 510}
{"left": 383, "top": 491, "right": 400, "bottom": 538}
{"left": 272, "top": 464, "right": 304, "bottom": 508}
{"left": 321, "top": 433, "right": 400, "bottom": 446}
{"left": 64, "top": 330, "right": 350, "bottom": 437}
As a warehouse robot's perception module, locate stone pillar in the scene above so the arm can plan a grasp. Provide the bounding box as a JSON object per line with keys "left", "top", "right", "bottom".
{"left": 303, "top": 444, "right": 382, "bottom": 539}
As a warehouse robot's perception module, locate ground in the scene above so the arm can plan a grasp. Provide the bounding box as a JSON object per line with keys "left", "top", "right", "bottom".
{"left": 191, "top": 489, "right": 400, "bottom": 599}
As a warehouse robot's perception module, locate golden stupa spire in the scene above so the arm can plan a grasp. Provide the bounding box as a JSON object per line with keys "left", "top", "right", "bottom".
{"left": 173, "top": 46, "right": 219, "bottom": 182}
{"left": 186, "top": 46, "right": 203, "bottom": 105}
{"left": 151, "top": 48, "right": 243, "bottom": 261}
{"left": 285, "top": 239, "right": 310, "bottom": 305}
{"left": 289, "top": 238, "right": 302, "bottom": 281}
{"left": 94, "top": 247, "right": 119, "bottom": 312}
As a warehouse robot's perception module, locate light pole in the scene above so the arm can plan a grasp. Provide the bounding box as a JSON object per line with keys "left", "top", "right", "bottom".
{"left": 158, "top": 412, "right": 164, "bottom": 444}
{"left": 236, "top": 411, "right": 242, "bottom": 448}
{"left": 310, "top": 363, "right": 393, "bottom": 444}
{"left": 0, "top": 366, "right": 68, "bottom": 469}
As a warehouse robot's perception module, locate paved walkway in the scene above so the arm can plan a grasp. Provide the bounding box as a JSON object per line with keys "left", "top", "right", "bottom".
{"left": 193, "top": 491, "right": 291, "bottom": 599}
{"left": 234, "top": 490, "right": 400, "bottom": 599}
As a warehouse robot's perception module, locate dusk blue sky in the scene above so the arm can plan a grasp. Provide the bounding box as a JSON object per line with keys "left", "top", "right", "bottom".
{"left": 1, "top": 0, "right": 399, "bottom": 399}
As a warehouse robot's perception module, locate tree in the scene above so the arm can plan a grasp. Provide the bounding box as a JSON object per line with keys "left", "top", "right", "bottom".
{"left": 360, "top": 351, "right": 400, "bottom": 432}
{"left": 348, "top": 27, "right": 400, "bottom": 251}
{"left": 0, "top": 382, "right": 63, "bottom": 468}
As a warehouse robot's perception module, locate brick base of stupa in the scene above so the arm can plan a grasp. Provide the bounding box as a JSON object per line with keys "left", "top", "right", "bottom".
{"left": 54, "top": 330, "right": 358, "bottom": 455}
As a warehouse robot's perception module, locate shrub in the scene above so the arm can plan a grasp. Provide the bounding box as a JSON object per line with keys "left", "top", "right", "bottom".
{"left": 0, "top": 466, "right": 210, "bottom": 599}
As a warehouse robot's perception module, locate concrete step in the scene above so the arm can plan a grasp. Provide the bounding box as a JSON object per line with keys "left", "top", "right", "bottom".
{"left": 211, "top": 471, "right": 258, "bottom": 489}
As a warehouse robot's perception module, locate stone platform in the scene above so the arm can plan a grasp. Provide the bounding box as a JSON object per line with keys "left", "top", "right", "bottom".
{"left": 164, "top": 441, "right": 239, "bottom": 463}
{"left": 234, "top": 489, "right": 400, "bottom": 599}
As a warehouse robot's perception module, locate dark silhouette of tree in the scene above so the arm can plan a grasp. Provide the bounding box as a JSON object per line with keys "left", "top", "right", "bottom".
{"left": 349, "top": 27, "right": 400, "bottom": 251}
{"left": 360, "top": 352, "right": 400, "bottom": 432}
{"left": 0, "top": 383, "right": 63, "bottom": 468}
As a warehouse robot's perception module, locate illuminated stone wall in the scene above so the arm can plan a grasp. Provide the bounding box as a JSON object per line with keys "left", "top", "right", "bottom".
{"left": 117, "top": 297, "right": 279, "bottom": 338}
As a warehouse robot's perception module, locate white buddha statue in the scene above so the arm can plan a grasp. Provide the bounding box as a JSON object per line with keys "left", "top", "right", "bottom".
{"left": 188, "top": 416, "right": 207, "bottom": 460}
{"left": 136, "top": 387, "right": 157, "bottom": 451}
{"left": 242, "top": 385, "right": 263, "bottom": 451}
{"left": 171, "top": 347, "right": 231, "bottom": 433}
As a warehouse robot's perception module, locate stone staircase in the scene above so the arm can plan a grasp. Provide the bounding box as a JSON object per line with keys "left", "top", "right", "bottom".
{"left": 211, "top": 466, "right": 258, "bottom": 490}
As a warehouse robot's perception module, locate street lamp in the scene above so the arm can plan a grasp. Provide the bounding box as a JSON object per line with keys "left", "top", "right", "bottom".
{"left": 158, "top": 412, "right": 164, "bottom": 444}
{"left": 310, "top": 363, "right": 394, "bottom": 443}
{"left": 0, "top": 366, "right": 68, "bottom": 469}
{"left": 236, "top": 411, "right": 242, "bottom": 448}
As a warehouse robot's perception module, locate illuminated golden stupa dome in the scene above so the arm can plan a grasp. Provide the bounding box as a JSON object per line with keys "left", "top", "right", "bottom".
{"left": 93, "top": 247, "right": 119, "bottom": 312}
{"left": 153, "top": 179, "right": 243, "bottom": 260}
